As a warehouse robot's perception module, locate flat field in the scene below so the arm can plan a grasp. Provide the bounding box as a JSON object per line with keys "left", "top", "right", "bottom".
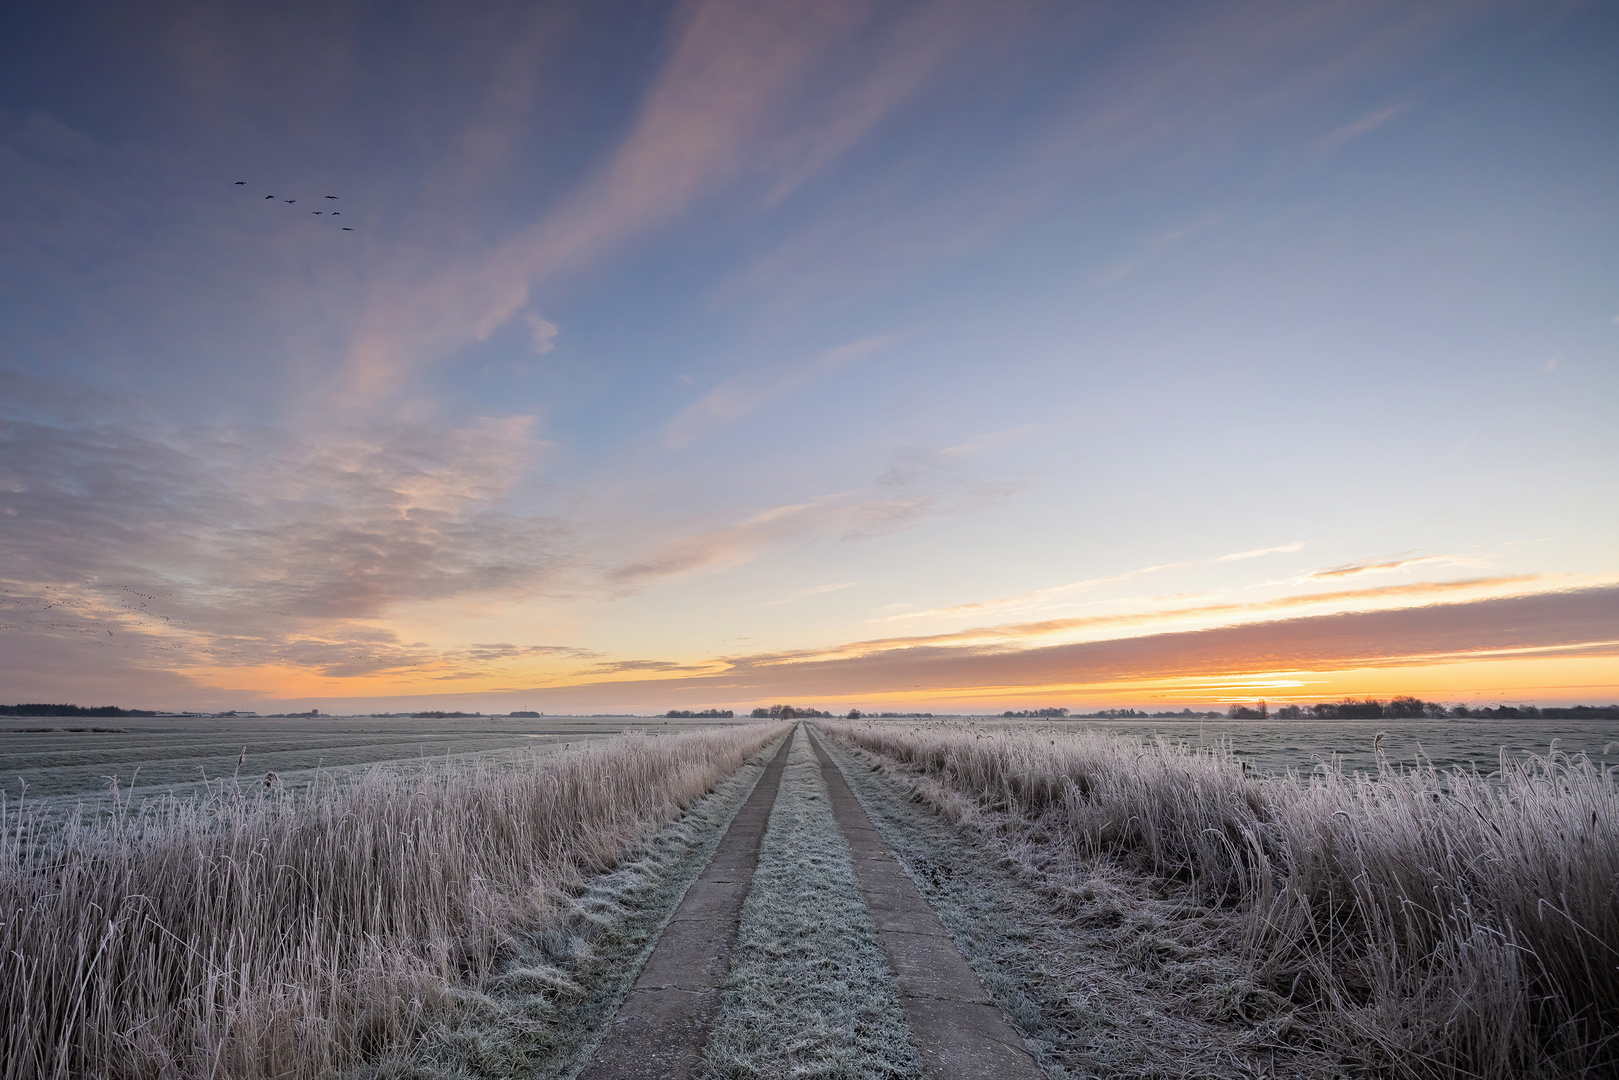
{"left": 0, "top": 714, "right": 743, "bottom": 810}
{"left": 1002, "top": 715, "right": 1619, "bottom": 775}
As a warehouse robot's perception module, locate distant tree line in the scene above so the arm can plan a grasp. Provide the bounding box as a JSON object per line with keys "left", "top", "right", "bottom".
{"left": 1079, "top": 708, "right": 1226, "bottom": 719}
{"left": 749, "top": 704, "right": 833, "bottom": 718}
{"left": 1251, "top": 698, "right": 1619, "bottom": 721}
{"left": 410, "top": 711, "right": 480, "bottom": 719}
{"left": 1002, "top": 707, "right": 1070, "bottom": 718}
{"left": 843, "top": 711, "right": 936, "bottom": 719}
{"left": 0, "top": 704, "right": 157, "bottom": 717}
{"left": 665, "top": 709, "right": 735, "bottom": 718}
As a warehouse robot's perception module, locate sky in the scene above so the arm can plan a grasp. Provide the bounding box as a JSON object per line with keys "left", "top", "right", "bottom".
{"left": 2, "top": 0, "right": 1617, "bottom": 715}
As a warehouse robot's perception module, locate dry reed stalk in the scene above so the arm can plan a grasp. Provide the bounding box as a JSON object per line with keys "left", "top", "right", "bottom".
{"left": 818, "top": 720, "right": 1619, "bottom": 1078}
{"left": 0, "top": 724, "right": 786, "bottom": 1080}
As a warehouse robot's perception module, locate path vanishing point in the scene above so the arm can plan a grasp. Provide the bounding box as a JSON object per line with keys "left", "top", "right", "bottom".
{"left": 578, "top": 724, "right": 1045, "bottom": 1079}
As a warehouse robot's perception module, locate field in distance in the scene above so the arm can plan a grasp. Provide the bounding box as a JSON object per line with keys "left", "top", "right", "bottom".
{"left": 998, "top": 715, "right": 1619, "bottom": 775}
{"left": 0, "top": 713, "right": 745, "bottom": 809}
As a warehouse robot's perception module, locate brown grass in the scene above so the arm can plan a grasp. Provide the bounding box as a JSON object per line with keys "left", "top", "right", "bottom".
{"left": 817, "top": 720, "right": 1619, "bottom": 1078}
{"left": 0, "top": 723, "right": 786, "bottom": 1080}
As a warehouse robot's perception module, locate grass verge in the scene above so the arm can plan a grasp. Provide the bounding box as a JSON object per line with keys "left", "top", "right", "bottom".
{"left": 817, "top": 720, "right": 1619, "bottom": 1079}
{"left": 364, "top": 729, "right": 789, "bottom": 1079}
{"left": 815, "top": 729, "right": 1337, "bottom": 1079}
{"left": 699, "top": 727, "right": 923, "bottom": 1079}
{"left": 1, "top": 724, "right": 787, "bottom": 1080}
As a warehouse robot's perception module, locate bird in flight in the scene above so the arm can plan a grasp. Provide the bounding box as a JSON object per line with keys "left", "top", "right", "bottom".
{"left": 312, "top": 211, "right": 322, "bottom": 215}
{"left": 284, "top": 199, "right": 295, "bottom": 203}
{"left": 325, "top": 195, "right": 338, "bottom": 200}
{"left": 331, "top": 212, "right": 339, "bottom": 216}
{"left": 342, "top": 227, "right": 353, "bottom": 231}
{"left": 264, "top": 194, "right": 274, "bottom": 199}
{"left": 234, "top": 181, "right": 245, "bottom": 185}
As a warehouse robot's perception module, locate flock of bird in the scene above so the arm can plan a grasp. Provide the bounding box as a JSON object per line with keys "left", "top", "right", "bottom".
{"left": 235, "top": 181, "right": 354, "bottom": 230}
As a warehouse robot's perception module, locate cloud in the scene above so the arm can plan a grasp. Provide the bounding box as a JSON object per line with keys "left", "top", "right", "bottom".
{"left": 1219, "top": 541, "right": 1305, "bottom": 561}
{"left": 341, "top": 0, "right": 970, "bottom": 397}
{"left": 763, "top": 581, "right": 860, "bottom": 606}
{"left": 0, "top": 373, "right": 574, "bottom": 678}
{"left": 759, "top": 575, "right": 1558, "bottom": 666}
{"left": 1096, "top": 215, "right": 1222, "bottom": 284}
{"left": 1319, "top": 102, "right": 1407, "bottom": 154}
{"left": 1305, "top": 553, "right": 1462, "bottom": 580}
{"left": 606, "top": 437, "right": 1024, "bottom": 586}
{"left": 663, "top": 335, "right": 892, "bottom": 448}
{"left": 386, "top": 585, "right": 1619, "bottom": 712}
{"left": 526, "top": 313, "right": 559, "bottom": 354}
{"left": 875, "top": 541, "right": 1308, "bottom": 624}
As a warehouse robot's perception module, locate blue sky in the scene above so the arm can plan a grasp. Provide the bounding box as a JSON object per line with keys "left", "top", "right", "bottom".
{"left": 2, "top": 0, "right": 1617, "bottom": 712}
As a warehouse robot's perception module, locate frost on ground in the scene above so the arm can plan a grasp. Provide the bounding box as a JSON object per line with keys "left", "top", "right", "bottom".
{"left": 816, "top": 733, "right": 1343, "bottom": 1080}
{"left": 363, "top": 735, "right": 785, "bottom": 1080}
{"left": 699, "top": 729, "right": 925, "bottom": 1080}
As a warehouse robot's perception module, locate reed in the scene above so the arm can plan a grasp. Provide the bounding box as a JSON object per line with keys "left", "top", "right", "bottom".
{"left": 0, "top": 724, "right": 785, "bottom": 1080}
{"left": 818, "top": 720, "right": 1619, "bottom": 1078}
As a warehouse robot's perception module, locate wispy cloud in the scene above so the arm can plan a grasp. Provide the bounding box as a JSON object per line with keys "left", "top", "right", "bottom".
{"left": 763, "top": 581, "right": 860, "bottom": 607}
{"left": 1305, "top": 552, "right": 1470, "bottom": 580}
{"left": 874, "top": 541, "right": 1308, "bottom": 624}
{"left": 664, "top": 335, "right": 893, "bottom": 448}
{"left": 404, "top": 585, "right": 1619, "bottom": 711}
{"left": 0, "top": 373, "right": 576, "bottom": 681}
{"left": 1319, "top": 102, "right": 1407, "bottom": 154}
{"left": 339, "top": 0, "right": 980, "bottom": 399}
{"left": 1096, "top": 215, "right": 1222, "bottom": 284}
{"left": 775, "top": 574, "right": 1559, "bottom": 666}
{"left": 1219, "top": 541, "right": 1305, "bottom": 561}
{"left": 606, "top": 437, "right": 1025, "bottom": 585}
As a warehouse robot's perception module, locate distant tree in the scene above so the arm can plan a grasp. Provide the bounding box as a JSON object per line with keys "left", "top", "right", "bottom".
{"left": 1274, "top": 705, "right": 1302, "bottom": 719}
{"left": 846, "top": 709, "right": 862, "bottom": 719}
{"left": 750, "top": 707, "right": 771, "bottom": 718}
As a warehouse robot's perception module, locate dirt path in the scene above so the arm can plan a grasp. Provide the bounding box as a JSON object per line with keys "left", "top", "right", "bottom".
{"left": 578, "top": 725, "right": 1052, "bottom": 1079}
{"left": 578, "top": 728, "right": 795, "bottom": 1080}
{"left": 806, "top": 727, "right": 1046, "bottom": 1079}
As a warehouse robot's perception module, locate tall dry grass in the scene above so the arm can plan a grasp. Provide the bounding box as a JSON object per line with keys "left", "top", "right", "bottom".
{"left": 819, "top": 720, "right": 1619, "bottom": 1078}
{"left": 0, "top": 723, "right": 786, "bottom": 1080}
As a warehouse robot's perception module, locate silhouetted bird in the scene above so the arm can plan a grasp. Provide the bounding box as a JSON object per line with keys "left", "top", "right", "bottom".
{"left": 265, "top": 195, "right": 275, "bottom": 199}
{"left": 325, "top": 195, "right": 337, "bottom": 199}
{"left": 331, "top": 212, "right": 339, "bottom": 216}
{"left": 234, "top": 181, "right": 245, "bottom": 185}
{"left": 342, "top": 227, "right": 353, "bottom": 231}
{"left": 313, "top": 211, "right": 322, "bottom": 214}
{"left": 284, "top": 199, "right": 295, "bottom": 203}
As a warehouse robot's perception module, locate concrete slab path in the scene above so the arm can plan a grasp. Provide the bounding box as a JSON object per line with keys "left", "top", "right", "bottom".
{"left": 807, "top": 727, "right": 1047, "bottom": 1080}
{"left": 577, "top": 728, "right": 794, "bottom": 1080}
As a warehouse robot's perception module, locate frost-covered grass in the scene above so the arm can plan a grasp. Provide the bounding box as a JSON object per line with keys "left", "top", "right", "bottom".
{"left": 700, "top": 729, "right": 923, "bottom": 1079}
{"left": 818, "top": 720, "right": 1619, "bottom": 1079}
{"left": 366, "top": 731, "right": 789, "bottom": 1080}
{"left": 0, "top": 724, "right": 786, "bottom": 1080}
{"left": 815, "top": 730, "right": 1340, "bottom": 1079}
